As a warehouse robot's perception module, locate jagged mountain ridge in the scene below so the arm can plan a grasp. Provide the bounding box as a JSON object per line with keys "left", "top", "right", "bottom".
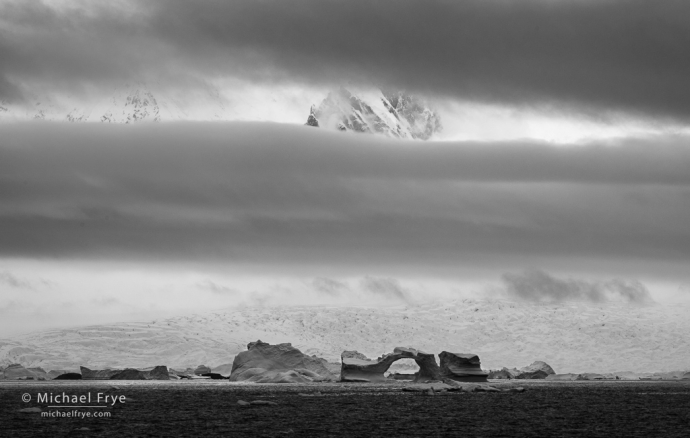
{"left": 306, "top": 88, "right": 442, "bottom": 140}
{"left": 1, "top": 299, "right": 688, "bottom": 374}
{"left": 98, "top": 87, "right": 162, "bottom": 123}
{"left": 0, "top": 83, "right": 226, "bottom": 123}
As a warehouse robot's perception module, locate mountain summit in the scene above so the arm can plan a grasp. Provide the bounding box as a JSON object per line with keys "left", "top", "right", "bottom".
{"left": 97, "top": 85, "right": 163, "bottom": 123}
{"left": 0, "top": 82, "right": 216, "bottom": 123}
{"left": 306, "top": 88, "right": 442, "bottom": 140}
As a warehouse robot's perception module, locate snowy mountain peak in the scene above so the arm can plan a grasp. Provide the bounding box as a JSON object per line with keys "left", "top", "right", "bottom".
{"left": 305, "top": 105, "right": 319, "bottom": 127}
{"left": 0, "top": 82, "right": 192, "bottom": 123}
{"left": 306, "top": 88, "right": 442, "bottom": 140}
{"left": 98, "top": 86, "right": 162, "bottom": 123}
{"left": 65, "top": 108, "right": 87, "bottom": 123}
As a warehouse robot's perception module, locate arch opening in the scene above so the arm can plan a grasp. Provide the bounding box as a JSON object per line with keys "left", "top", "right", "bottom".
{"left": 341, "top": 347, "right": 442, "bottom": 382}
{"left": 386, "top": 358, "right": 420, "bottom": 381}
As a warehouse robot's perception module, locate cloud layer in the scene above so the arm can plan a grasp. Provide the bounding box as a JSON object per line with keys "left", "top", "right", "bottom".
{"left": 2, "top": 0, "right": 690, "bottom": 121}
{"left": 502, "top": 270, "right": 654, "bottom": 304}
{"left": 1, "top": 122, "right": 690, "bottom": 283}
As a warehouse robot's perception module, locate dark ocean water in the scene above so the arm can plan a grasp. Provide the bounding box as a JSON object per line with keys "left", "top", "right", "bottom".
{"left": 1, "top": 380, "right": 689, "bottom": 437}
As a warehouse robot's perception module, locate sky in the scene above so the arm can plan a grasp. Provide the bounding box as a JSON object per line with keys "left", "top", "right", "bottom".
{"left": 3, "top": 0, "right": 690, "bottom": 139}
{"left": 1, "top": 0, "right": 690, "bottom": 335}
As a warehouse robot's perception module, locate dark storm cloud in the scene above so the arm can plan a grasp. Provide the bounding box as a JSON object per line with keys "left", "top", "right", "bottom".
{"left": 0, "top": 2, "right": 158, "bottom": 95}
{"left": 2, "top": 122, "right": 690, "bottom": 279}
{"left": 2, "top": 1, "right": 690, "bottom": 119}
{"left": 502, "top": 270, "right": 654, "bottom": 304}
